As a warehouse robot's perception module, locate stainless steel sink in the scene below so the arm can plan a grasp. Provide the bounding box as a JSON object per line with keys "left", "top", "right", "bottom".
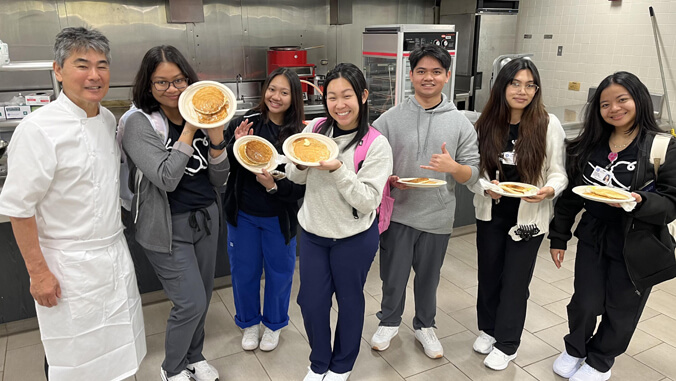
{"left": 236, "top": 101, "right": 256, "bottom": 110}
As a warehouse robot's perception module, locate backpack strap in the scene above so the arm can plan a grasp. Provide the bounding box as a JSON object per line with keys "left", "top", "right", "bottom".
{"left": 650, "top": 133, "right": 671, "bottom": 179}
{"left": 312, "top": 117, "right": 328, "bottom": 133}
{"left": 353, "top": 126, "right": 382, "bottom": 172}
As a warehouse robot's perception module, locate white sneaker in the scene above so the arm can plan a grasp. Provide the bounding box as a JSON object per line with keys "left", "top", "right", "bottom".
{"left": 371, "top": 326, "right": 399, "bottom": 351}
{"left": 303, "top": 366, "right": 326, "bottom": 381}
{"left": 186, "top": 360, "right": 219, "bottom": 381}
{"left": 241, "top": 325, "right": 260, "bottom": 351}
{"left": 414, "top": 327, "right": 444, "bottom": 359}
{"left": 161, "top": 367, "right": 195, "bottom": 381}
{"left": 553, "top": 350, "right": 585, "bottom": 378}
{"left": 259, "top": 327, "right": 281, "bottom": 351}
{"left": 570, "top": 363, "right": 611, "bottom": 381}
{"left": 324, "top": 370, "right": 351, "bottom": 381}
{"left": 472, "top": 331, "right": 496, "bottom": 354}
{"left": 483, "top": 347, "right": 517, "bottom": 371}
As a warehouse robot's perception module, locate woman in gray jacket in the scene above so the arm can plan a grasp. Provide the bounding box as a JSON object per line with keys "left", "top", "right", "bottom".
{"left": 120, "top": 45, "right": 228, "bottom": 381}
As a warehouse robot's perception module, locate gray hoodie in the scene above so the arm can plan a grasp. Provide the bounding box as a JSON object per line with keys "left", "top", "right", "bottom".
{"left": 373, "top": 93, "right": 479, "bottom": 234}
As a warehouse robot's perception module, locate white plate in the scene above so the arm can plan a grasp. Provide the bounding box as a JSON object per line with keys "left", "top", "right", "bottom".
{"left": 233, "top": 135, "right": 278, "bottom": 174}
{"left": 572, "top": 185, "right": 634, "bottom": 203}
{"left": 178, "top": 81, "right": 237, "bottom": 129}
{"left": 397, "top": 177, "right": 447, "bottom": 188}
{"left": 493, "top": 181, "right": 539, "bottom": 198}
{"left": 282, "top": 132, "right": 339, "bottom": 167}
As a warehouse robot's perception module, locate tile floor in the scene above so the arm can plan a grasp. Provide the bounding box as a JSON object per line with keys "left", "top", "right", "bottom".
{"left": 2, "top": 230, "right": 676, "bottom": 380}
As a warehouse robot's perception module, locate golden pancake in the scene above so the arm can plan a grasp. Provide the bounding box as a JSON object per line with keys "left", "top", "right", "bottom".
{"left": 499, "top": 183, "right": 535, "bottom": 195}
{"left": 244, "top": 140, "right": 273, "bottom": 165}
{"left": 585, "top": 187, "right": 629, "bottom": 200}
{"left": 292, "top": 137, "right": 330, "bottom": 163}
{"left": 196, "top": 104, "right": 229, "bottom": 124}
{"left": 407, "top": 177, "right": 430, "bottom": 184}
{"left": 238, "top": 144, "right": 263, "bottom": 167}
{"left": 192, "top": 86, "right": 226, "bottom": 114}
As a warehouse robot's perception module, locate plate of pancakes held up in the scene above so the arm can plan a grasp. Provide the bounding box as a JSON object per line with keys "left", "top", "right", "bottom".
{"left": 178, "top": 80, "right": 237, "bottom": 128}
{"left": 573, "top": 185, "right": 635, "bottom": 203}
{"left": 492, "top": 182, "right": 539, "bottom": 198}
{"left": 234, "top": 135, "right": 278, "bottom": 174}
{"left": 397, "top": 177, "right": 447, "bottom": 188}
{"left": 282, "top": 132, "right": 339, "bottom": 167}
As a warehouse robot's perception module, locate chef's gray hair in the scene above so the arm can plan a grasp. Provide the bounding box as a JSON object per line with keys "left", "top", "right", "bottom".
{"left": 54, "top": 27, "right": 111, "bottom": 67}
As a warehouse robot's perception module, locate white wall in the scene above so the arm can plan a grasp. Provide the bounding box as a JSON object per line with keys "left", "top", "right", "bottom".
{"left": 516, "top": 0, "right": 676, "bottom": 120}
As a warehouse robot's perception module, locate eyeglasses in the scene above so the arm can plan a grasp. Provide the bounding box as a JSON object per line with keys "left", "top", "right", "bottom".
{"left": 508, "top": 80, "right": 539, "bottom": 94}
{"left": 152, "top": 78, "right": 188, "bottom": 91}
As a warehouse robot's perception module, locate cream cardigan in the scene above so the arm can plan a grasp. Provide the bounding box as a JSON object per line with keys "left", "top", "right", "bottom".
{"left": 469, "top": 114, "right": 568, "bottom": 241}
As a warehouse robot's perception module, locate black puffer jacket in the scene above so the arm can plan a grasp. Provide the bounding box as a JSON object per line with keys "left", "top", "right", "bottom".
{"left": 223, "top": 111, "right": 305, "bottom": 244}
{"left": 549, "top": 132, "right": 676, "bottom": 292}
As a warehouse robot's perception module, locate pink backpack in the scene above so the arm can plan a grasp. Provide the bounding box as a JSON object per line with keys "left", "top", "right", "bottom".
{"left": 313, "top": 118, "right": 393, "bottom": 234}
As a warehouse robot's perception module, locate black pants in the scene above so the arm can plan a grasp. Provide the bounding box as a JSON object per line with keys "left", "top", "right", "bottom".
{"left": 475, "top": 200, "right": 543, "bottom": 356}
{"left": 565, "top": 235, "right": 650, "bottom": 373}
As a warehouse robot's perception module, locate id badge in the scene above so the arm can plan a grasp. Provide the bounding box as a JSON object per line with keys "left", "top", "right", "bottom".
{"left": 591, "top": 166, "right": 612, "bottom": 185}
{"left": 500, "top": 151, "right": 516, "bottom": 165}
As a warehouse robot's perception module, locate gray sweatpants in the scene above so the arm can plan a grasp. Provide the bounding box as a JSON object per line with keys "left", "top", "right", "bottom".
{"left": 377, "top": 222, "right": 450, "bottom": 330}
{"left": 144, "top": 201, "right": 219, "bottom": 377}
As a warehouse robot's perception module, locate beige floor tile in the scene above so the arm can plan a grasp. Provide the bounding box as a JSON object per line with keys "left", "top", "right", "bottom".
{"left": 134, "top": 332, "right": 165, "bottom": 381}
{"left": 528, "top": 277, "right": 571, "bottom": 306}
{"left": 0, "top": 371, "right": 3, "bottom": 380}
{"left": 0, "top": 335, "right": 6, "bottom": 372}
{"left": 639, "top": 314, "right": 676, "bottom": 348}
{"left": 446, "top": 238, "right": 479, "bottom": 269}
{"left": 533, "top": 256, "right": 574, "bottom": 284}
{"left": 6, "top": 328, "right": 41, "bottom": 350}
{"left": 647, "top": 290, "right": 676, "bottom": 320}
{"left": 141, "top": 300, "right": 172, "bottom": 336}
{"left": 448, "top": 306, "right": 480, "bottom": 336}
{"left": 210, "top": 351, "right": 270, "bottom": 380}
{"left": 533, "top": 323, "right": 569, "bottom": 353}
{"left": 522, "top": 355, "right": 567, "bottom": 381}
{"left": 543, "top": 299, "right": 569, "bottom": 319}
{"left": 611, "top": 352, "right": 665, "bottom": 380}
{"left": 364, "top": 319, "right": 449, "bottom": 378}
{"left": 635, "top": 343, "right": 676, "bottom": 379}
{"left": 513, "top": 329, "right": 559, "bottom": 368}
{"left": 626, "top": 328, "right": 662, "bottom": 356}
{"left": 121, "top": 376, "right": 135, "bottom": 381}
{"left": 216, "top": 286, "right": 236, "bottom": 319}
{"left": 351, "top": 340, "right": 405, "bottom": 380}
{"left": 550, "top": 276, "right": 575, "bottom": 295}
{"left": 436, "top": 278, "right": 476, "bottom": 314}
{"left": 524, "top": 300, "right": 566, "bottom": 333}
{"left": 254, "top": 324, "right": 311, "bottom": 381}
{"left": 406, "top": 363, "right": 471, "bottom": 381}
{"left": 3, "top": 343, "right": 45, "bottom": 381}
{"left": 455, "top": 231, "right": 477, "bottom": 246}
{"left": 465, "top": 285, "right": 478, "bottom": 298}
{"left": 440, "top": 330, "right": 537, "bottom": 380}
{"left": 440, "top": 255, "right": 479, "bottom": 289}
{"left": 656, "top": 277, "right": 676, "bottom": 297}
{"left": 364, "top": 292, "right": 381, "bottom": 317}
{"left": 201, "top": 302, "right": 248, "bottom": 361}
{"left": 640, "top": 306, "right": 661, "bottom": 322}
{"left": 364, "top": 260, "right": 385, "bottom": 298}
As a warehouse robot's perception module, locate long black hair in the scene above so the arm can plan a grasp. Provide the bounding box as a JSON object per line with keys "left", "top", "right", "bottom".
{"left": 252, "top": 67, "right": 305, "bottom": 145}
{"left": 132, "top": 45, "right": 199, "bottom": 114}
{"left": 316, "top": 63, "right": 370, "bottom": 150}
{"left": 566, "top": 71, "right": 661, "bottom": 182}
{"left": 475, "top": 58, "right": 548, "bottom": 185}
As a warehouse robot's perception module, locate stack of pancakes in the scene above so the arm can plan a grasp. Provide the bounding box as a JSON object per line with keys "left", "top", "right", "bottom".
{"left": 191, "top": 86, "right": 229, "bottom": 124}
{"left": 499, "top": 183, "right": 535, "bottom": 195}
{"left": 407, "top": 177, "right": 441, "bottom": 185}
{"left": 292, "top": 137, "right": 330, "bottom": 163}
{"left": 238, "top": 139, "right": 273, "bottom": 167}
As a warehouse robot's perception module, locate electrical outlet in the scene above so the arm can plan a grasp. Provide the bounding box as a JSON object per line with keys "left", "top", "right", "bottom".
{"left": 557, "top": 46, "right": 563, "bottom": 56}
{"left": 568, "top": 81, "right": 581, "bottom": 91}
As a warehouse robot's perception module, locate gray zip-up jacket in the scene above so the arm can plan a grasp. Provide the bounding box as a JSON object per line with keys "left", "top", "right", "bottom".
{"left": 121, "top": 111, "right": 229, "bottom": 253}
{"left": 373, "top": 93, "right": 480, "bottom": 234}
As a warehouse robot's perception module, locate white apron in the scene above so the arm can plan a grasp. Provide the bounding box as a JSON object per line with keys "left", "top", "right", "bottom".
{"left": 36, "top": 231, "right": 146, "bottom": 381}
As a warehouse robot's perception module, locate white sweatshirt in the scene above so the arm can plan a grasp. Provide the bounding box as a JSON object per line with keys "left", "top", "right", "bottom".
{"left": 286, "top": 120, "right": 393, "bottom": 239}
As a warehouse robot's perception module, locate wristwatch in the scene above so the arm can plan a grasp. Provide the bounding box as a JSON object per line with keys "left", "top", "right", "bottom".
{"left": 266, "top": 184, "right": 278, "bottom": 194}
{"left": 209, "top": 139, "right": 227, "bottom": 150}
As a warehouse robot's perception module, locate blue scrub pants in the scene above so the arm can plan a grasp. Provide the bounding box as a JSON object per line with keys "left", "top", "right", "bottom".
{"left": 297, "top": 220, "right": 378, "bottom": 374}
{"left": 227, "top": 211, "right": 297, "bottom": 331}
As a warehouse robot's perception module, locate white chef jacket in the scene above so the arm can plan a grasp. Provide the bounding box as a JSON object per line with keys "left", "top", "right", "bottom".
{"left": 0, "top": 92, "right": 146, "bottom": 381}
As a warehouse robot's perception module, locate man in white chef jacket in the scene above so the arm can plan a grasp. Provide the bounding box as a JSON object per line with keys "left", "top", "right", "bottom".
{"left": 0, "top": 27, "right": 146, "bottom": 381}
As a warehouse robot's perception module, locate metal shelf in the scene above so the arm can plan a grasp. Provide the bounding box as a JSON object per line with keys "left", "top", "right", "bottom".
{"left": 0, "top": 61, "right": 61, "bottom": 98}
